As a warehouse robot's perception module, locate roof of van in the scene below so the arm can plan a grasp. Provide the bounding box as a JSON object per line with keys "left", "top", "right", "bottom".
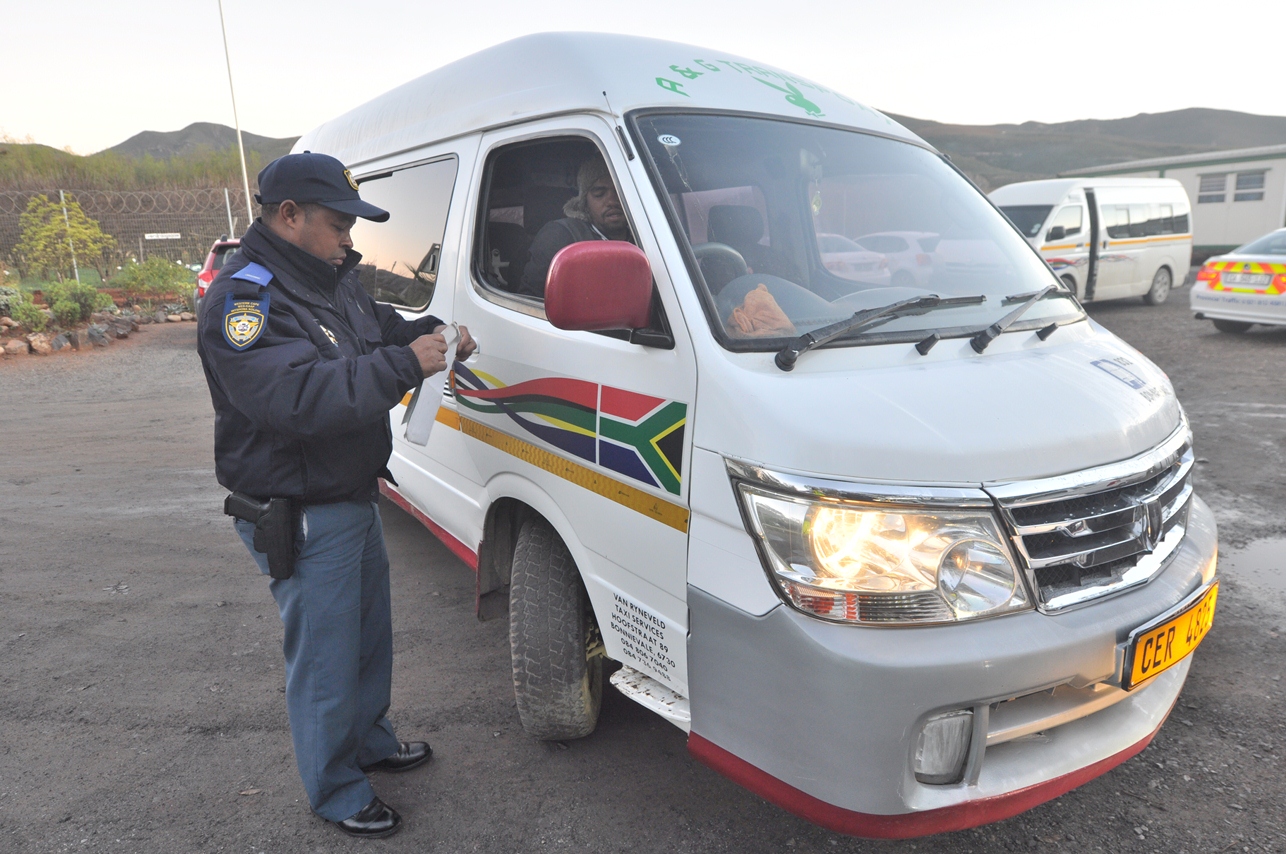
{"left": 988, "top": 177, "right": 1184, "bottom": 205}
{"left": 294, "top": 32, "right": 924, "bottom": 169}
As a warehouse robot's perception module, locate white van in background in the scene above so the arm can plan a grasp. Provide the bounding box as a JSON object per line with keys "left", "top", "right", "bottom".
{"left": 989, "top": 178, "right": 1192, "bottom": 305}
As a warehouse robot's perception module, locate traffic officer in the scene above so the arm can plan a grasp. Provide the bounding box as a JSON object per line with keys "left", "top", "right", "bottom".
{"left": 196, "top": 152, "right": 475, "bottom": 839}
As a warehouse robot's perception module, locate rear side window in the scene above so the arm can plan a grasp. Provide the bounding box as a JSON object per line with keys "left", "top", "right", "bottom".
{"left": 350, "top": 156, "right": 459, "bottom": 310}
{"left": 212, "top": 246, "right": 239, "bottom": 271}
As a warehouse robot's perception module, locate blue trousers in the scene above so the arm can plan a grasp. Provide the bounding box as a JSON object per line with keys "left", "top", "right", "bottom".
{"left": 236, "top": 500, "right": 401, "bottom": 821}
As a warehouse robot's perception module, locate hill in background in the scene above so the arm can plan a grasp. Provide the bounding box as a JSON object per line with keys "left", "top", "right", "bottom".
{"left": 0, "top": 123, "right": 298, "bottom": 191}
{"left": 891, "top": 108, "right": 1286, "bottom": 190}
{"left": 106, "top": 122, "right": 298, "bottom": 163}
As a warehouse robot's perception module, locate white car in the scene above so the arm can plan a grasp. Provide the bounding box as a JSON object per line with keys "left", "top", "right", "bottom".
{"left": 1191, "top": 228, "right": 1286, "bottom": 332}
{"left": 816, "top": 233, "right": 891, "bottom": 286}
{"left": 853, "top": 231, "right": 938, "bottom": 288}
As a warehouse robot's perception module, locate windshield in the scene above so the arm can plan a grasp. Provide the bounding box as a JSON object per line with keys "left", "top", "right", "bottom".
{"left": 998, "top": 205, "right": 1053, "bottom": 238}
{"left": 1234, "top": 229, "right": 1286, "bottom": 256}
{"left": 635, "top": 114, "right": 1076, "bottom": 350}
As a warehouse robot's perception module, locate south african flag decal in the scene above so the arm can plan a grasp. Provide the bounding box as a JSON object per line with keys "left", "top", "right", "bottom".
{"left": 452, "top": 364, "right": 686, "bottom": 495}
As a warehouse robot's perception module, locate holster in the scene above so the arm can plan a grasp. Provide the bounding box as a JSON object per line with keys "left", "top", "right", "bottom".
{"left": 224, "top": 493, "right": 298, "bottom": 580}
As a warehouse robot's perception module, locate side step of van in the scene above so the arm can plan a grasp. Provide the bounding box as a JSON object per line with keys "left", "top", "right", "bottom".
{"left": 610, "top": 666, "right": 691, "bottom": 732}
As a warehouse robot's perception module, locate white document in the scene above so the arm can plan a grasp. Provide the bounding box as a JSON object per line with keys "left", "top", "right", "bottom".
{"left": 403, "top": 323, "right": 459, "bottom": 446}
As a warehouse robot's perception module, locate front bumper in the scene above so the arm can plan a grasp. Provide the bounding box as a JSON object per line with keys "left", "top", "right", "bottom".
{"left": 1191, "top": 283, "right": 1286, "bottom": 326}
{"left": 686, "top": 495, "right": 1218, "bottom": 837}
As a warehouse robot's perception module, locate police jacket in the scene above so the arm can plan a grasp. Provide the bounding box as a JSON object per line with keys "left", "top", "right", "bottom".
{"left": 197, "top": 221, "right": 442, "bottom": 503}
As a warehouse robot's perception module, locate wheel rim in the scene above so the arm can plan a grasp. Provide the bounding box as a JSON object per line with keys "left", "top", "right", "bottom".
{"left": 1150, "top": 268, "right": 1171, "bottom": 303}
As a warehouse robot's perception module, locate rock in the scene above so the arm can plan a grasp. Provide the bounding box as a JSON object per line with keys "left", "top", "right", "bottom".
{"left": 51, "top": 333, "right": 70, "bottom": 351}
{"left": 166, "top": 314, "right": 182, "bottom": 323}
{"left": 68, "top": 330, "right": 80, "bottom": 350}
{"left": 27, "top": 333, "right": 53, "bottom": 355}
{"left": 92, "top": 311, "right": 115, "bottom": 324}
{"left": 154, "top": 311, "right": 168, "bottom": 324}
{"left": 86, "top": 324, "right": 111, "bottom": 347}
{"left": 3, "top": 338, "right": 28, "bottom": 355}
{"left": 107, "top": 318, "right": 132, "bottom": 339}
{"left": 180, "top": 312, "right": 195, "bottom": 322}
{"left": 136, "top": 313, "right": 153, "bottom": 324}
{"left": 0, "top": 316, "right": 17, "bottom": 328}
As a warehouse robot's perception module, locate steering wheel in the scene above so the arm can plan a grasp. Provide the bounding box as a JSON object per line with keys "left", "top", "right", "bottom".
{"left": 691, "top": 242, "right": 748, "bottom": 293}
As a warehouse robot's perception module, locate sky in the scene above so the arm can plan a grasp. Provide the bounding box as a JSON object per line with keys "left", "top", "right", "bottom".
{"left": 4, "top": 0, "right": 1280, "bottom": 155}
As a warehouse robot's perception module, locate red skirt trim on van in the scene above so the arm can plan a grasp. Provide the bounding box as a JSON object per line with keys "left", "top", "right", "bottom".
{"left": 686, "top": 723, "right": 1161, "bottom": 839}
{"left": 378, "top": 479, "right": 479, "bottom": 571}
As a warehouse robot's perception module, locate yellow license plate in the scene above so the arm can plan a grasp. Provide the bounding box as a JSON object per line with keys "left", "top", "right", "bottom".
{"left": 1125, "top": 582, "right": 1218, "bottom": 690}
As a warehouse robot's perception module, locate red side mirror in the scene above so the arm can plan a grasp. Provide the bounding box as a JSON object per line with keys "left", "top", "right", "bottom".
{"left": 545, "top": 241, "right": 652, "bottom": 331}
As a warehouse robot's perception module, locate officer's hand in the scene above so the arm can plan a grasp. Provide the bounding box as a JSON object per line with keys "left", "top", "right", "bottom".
{"left": 455, "top": 325, "right": 477, "bottom": 361}
{"left": 410, "top": 333, "right": 449, "bottom": 377}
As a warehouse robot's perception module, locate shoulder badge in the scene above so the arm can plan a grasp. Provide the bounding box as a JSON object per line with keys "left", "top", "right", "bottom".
{"left": 230, "top": 262, "right": 274, "bottom": 286}
{"left": 222, "top": 291, "right": 270, "bottom": 351}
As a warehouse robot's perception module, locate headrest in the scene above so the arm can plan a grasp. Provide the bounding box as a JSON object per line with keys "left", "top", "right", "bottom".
{"left": 708, "top": 205, "right": 764, "bottom": 246}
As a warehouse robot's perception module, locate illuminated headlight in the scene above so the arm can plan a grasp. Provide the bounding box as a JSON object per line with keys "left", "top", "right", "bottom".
{"left": 737, "top": 485, "right": 1032, "bottom": 625}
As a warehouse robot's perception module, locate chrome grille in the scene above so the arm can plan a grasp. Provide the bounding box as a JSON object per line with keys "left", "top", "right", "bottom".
{"left": 987, "top": 426, "right": 1194, "bottom": 611}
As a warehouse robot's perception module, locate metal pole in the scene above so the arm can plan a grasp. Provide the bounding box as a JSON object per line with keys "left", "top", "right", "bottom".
{"left": 224, "top": 187, "right": 235, "bottom": 236}
{"left": 59, "top": 190, "right": 81, "bottom": 284}
{"left": 218, "top": 0, "right": 255, "bottom": 230}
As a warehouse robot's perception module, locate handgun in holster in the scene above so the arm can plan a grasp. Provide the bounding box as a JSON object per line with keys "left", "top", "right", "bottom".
{"left": 224, "top": 493, "right": 298, "bottom": 580}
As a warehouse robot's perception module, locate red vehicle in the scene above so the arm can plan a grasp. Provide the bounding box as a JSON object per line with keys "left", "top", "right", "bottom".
{"left": 193, "top": 237, "right": 241, "bottom": 315}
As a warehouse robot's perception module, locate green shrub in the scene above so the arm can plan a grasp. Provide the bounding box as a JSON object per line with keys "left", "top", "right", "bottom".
{"left": 51, "top": 299, "right": 81, "bottom": 327}
{"left": 11, "top": 298, "right": 47, "bottom": 332}
{"left": 0, "top": 285, "right": 19, "bottom": 317}
{"left": 111, "top": 257, "right": 192, "bottom": 305}
{"left": 45, "top": 280, "right": 112, "bottom": 324}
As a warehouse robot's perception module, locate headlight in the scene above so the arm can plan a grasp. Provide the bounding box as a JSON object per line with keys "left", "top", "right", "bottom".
{"left": 737, "top": 485, "right": 1031, "bottom": 625}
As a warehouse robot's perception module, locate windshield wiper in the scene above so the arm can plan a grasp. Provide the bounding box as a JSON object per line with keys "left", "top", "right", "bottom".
{"left": 775, "top": 294, "right": 986, "bottom": 371}
{"left": 967, "top": 285, "right": 1058, "bottom": 353}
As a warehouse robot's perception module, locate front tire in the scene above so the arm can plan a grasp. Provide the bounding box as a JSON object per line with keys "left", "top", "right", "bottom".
{"left": 1212, "top": 318, "right": 1253, "bottom": 334}
{"left": 1143, "top": 266, "right": 1172, "bottom": 305}
{"left": 509, "top": 517, "right": 602, "bottom": 740}
{"left": 1060, "top": 274, "right": 1079, "bottom": 300}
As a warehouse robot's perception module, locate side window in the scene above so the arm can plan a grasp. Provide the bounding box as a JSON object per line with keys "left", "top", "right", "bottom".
{"left": 1104, "top": 206, "right": 1130, "bottom": 239}
{"left": 350, "top": 156, "right": 459, "bottom": 310}
{"left": 1127, "top": 204, "right": 1149, "bottom": 238}
{"left": 475, "top": 136, "right": 627, "bottom": 299}
{"left": 1050, "top": 205, "right": 1082, "bottom": 236}
{"left": 1157, "top": 204, "right": 1174, "bottom": 234}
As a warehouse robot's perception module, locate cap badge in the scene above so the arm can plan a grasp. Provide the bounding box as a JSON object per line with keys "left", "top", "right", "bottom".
{"left": 344, "top": 169, "right": 359, "bottom": 191}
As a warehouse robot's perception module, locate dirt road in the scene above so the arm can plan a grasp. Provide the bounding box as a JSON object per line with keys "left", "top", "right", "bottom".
{"left": 0, "top": 294, "right": 1282, "bottom": 853}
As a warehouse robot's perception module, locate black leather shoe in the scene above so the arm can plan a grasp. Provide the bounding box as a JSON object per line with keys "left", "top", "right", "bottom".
{"left": 332, "top": 797, "right": 401, "bottom": 838}
{"left": 361, "top": 741, "right": 432, "bottom": 773}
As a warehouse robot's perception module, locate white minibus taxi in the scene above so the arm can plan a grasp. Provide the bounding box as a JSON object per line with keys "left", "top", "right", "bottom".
{"left": 989, "top": 178, "right": 1193, "bottom": 305}
{"left": 297, "top": 34, "right": 1218, "bottom": 838}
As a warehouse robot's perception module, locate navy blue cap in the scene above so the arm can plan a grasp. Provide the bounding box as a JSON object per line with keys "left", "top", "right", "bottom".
{"left": 255, "top": 152, "right": 389, "bottom": 222}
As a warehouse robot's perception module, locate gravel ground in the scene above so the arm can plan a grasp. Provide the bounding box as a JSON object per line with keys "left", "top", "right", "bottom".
{"left": 0, "top": 289, "right": 1282, "bottom": 853}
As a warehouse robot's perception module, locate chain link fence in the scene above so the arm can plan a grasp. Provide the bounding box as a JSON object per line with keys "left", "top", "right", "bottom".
{"left": 0, "top": 188, "right": 259, "bottom": 279}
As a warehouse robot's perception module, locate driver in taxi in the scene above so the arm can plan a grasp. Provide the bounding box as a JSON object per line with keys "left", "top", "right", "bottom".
{"left": 518, "top": 156, "right": 635, "bottom": 298}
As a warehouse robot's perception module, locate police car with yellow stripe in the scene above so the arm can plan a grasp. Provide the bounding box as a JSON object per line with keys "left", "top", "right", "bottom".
{"left": 1191, "top": 227, "right": 1286, "bottom": 333}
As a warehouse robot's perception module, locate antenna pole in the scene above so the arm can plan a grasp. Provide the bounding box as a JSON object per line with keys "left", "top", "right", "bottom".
{"left": 218, "top": 0, "right": 254, "bottom": 232}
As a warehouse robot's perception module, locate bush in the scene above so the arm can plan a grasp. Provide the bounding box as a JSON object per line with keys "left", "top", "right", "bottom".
{"left": 11, "top": 298, "right": 47, "bottom": 332}
{"left": 45, "top": 280, "right": 112, "bottom": 325}
{"left": 51, "top": 300, "right": 81, "bottom": 327}
{"left": 111, "top": 257, "right": 193, "bottom": 305}
{"left": 0, "top": 285, "right": 19, "bottom": 317}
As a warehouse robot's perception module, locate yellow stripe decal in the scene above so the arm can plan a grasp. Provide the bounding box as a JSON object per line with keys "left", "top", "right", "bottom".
{"left": 436, "top": 407, "right": 460, "bottom": 430}
{"left": 1105, "top": 234, "right": 1192, "bottom": 247}
{"left": 456, "top": 415, "right": 689, "bottom": 533}
{"left": 399, "top": 391, "right": 413, "bottom": 407}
